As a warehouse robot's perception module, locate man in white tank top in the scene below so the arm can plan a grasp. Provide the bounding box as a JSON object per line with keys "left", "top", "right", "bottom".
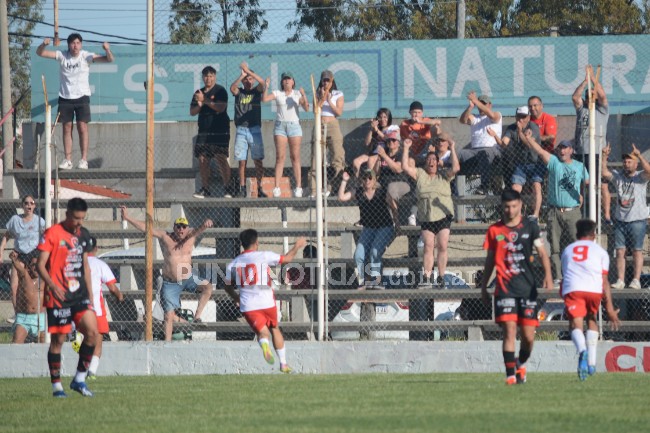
{"left": 561, "top": 219, "right": 620, "bottom": 381}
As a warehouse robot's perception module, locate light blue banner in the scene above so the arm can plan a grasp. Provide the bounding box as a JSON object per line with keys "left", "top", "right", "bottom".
{"left": 31, "top": 34, "right": 650, "bottom": 122}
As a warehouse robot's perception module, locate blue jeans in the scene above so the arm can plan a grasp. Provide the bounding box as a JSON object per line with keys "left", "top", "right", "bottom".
{"left": 354, "top": 226, "right": 395, "bottom": 284}
{"left": 614, "top": 219, "right": 646, "bottom": 251}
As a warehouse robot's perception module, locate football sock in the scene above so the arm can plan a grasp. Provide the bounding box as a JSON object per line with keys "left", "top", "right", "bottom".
{"left": 52, "top": 382, "right": 64, "bottom": 393}
{"left": 503, "top": 351, "right": 516, "bottom": 377}
{"left": 571, "top": 329, "right": 587, "bottom": 353}
{"left": 518, "top": 348, "right": 531, "bottom": 366}
{"left": 89, "top": 356, "right": 100, "bottom": 375}
{"left": 74, "top": 343, "right": 95, "bottom": 383}
{"left": 276, "top": 347, "right": 287, "bottom": 365}
{"left": 586, "top": 330, "right": 599, "bottom": 366}
{"left": 47, "top": 351, "right": 62, "bottom": 385}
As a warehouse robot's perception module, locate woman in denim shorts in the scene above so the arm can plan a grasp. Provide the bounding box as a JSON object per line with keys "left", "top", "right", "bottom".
{"left": 262, "top": 72, "right": 310, "bottom": 197}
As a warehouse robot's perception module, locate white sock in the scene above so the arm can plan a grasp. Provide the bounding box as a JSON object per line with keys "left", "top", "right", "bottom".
{"left": 571, "top": 329, "right": 587, "bottom": 353}
{"left": 258, "top": 338, "right": 269, "bottom": 348}
{"left": 410, "top": 205, "right": 418, "bottom": 217}
{"left": 88, "top": 356, "right": 100, "bottom": 375}
{"left": 74, "top": 370, "right": 87, "bottom": 383}
{"left": 276, "top": 347, "right": 287, "bottom": 365}
{"left": 52, "top": 382, "right": 64, "bottom": 392}
{"left": 586, "top": 330, "right": 599, "bottom": 366}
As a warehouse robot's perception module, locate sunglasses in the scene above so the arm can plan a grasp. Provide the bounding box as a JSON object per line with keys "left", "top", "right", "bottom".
{"left": 23, "top": 201, "right": 35, "bottom": 205}
{"left": 174, "top": 224, "right": 188, "bottom": 229}
{"left": 322, "top": 78, "right": 331, "bottom": 82}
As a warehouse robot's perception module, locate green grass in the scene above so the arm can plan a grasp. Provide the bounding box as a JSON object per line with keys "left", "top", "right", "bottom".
{"left": 1, "top": 373, "right": 648, "bottom": 433}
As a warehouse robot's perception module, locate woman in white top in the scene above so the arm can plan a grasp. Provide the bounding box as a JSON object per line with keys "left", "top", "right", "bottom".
{"left": 310, "top": 70, "right": 345, "bottom": 195}
{"left": 0, "top": 195, "right": 46, "bottom": 318}
{"left": 262, "top": 72, "right": 309, "bottom": 197}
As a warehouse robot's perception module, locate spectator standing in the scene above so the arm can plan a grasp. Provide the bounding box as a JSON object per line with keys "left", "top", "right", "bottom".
{"left": 402, "top": 138, "right": 460, "bottom": 287}
{"left": 310, "top": 70, "right": 346, "bottom": 195}
{"left": 353, "top": 108, "right": 392, "bottom": 177}
{"left": 0, "top": 195, "right": 45, "bottom": 323}
{"left": 121, "top": 208, "right": 214, "bottom": 341}
{"left": 224, "top": 229, "right": 306, "bottom": 373}
{"left": 601, "top": 144, "right": 650, "bottom": 290}
{"left": 528, "top": 96, "right": 557, "bottom": 152}
{"left": 36, "top": 198, "right": 96, "bottom": 397}
{"left": 458, "top": 91, "right": 503, "bottom": 194}
{"left": 520, "top": 133, "right": 589, "bottom": 283}
{"left": 262, "top": 72, "right": 309, "bottom": 197}
{"left": 399, "top": 101, "right": 441, "bottom": 164}
{"left": 489, "top": 107, "right": 543, "bottom": 221}
{"left": 36, "top": 34, "right": 114, "bottom": 170}
{"left": 561, "top": 219, "right": 620, "bottom": 380}
{"left": 230, "top": 62, "right": 266, "bottom": 198}
{"left": 191, "top": 66, "right": 231, "bottom": 199}
{"left": 9, "top": 252, "right": 45, "bottom": 343}
{"left": 86, "top": 237, "right": 124, "bottom": 379}
{"left": 481, "top": 189, "right": 553, "bottom": 385}
{"left": 572, "top": 64, "right": 610, "bottom": 221}
{"left": 338, "top": 170, "right": 395, "bottom": 288}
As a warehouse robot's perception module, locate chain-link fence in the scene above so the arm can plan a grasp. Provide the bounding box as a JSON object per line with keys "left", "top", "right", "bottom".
{"left": 3, "top": 2, "right": 650, "bottom": 343}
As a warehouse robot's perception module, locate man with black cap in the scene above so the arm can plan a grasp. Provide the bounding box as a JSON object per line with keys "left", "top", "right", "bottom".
{"left": 399, "top": 101, "right": 441, "bottom": 164}
{"left": 601, "top": 143, "right": 650, "bottom": 290}
{"left": 518, "top": 132, "right": 589, "bottom": 284}
{"left": 120, "top": 207, "right": 214, "bottom": 341}
{"left": 488, "top": 106, "right": 543, "bottom": 221}
{"left": 458, "top": 91, "right": 503, "bottom": 194}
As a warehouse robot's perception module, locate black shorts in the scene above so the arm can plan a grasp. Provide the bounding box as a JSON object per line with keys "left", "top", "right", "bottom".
{"left": 421, "top": 215, "right": 453, "bottom": 235}
{"left": 46, "top": 300, "right": 92, "bottom": 334}
{"left": 494, "top": 296, "right": 539, "bottom": 326}
{"left": 194, "top": 132, "right": 230, "bottom": 158}
{"left": 15, "top": 249, "right": 39, "bottom": 265}
{"left": 58, "top": 96, "right": 91, "bottom": 124}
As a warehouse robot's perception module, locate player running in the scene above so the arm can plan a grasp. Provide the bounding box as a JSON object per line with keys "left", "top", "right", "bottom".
{"left": 36, "top": 198, "right": 96, "bottom": 397}
{"left": 224, "top": 229, "right": 306, "bottom": 373}
{"left": 86, "top": 236, "right": 124, "bottom": 379}
{"left": 560, "top": 219, "right": 621, "bottom": 381}
{"left": 481, "top": 189, "right": 553, "bottom": 385}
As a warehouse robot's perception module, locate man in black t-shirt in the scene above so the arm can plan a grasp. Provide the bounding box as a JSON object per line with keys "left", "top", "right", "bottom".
{"left": 230, "top": 62, "right": 266, "bottom": 198}
{"left": 190, "top": 66, "right": 232, "bottom": 198}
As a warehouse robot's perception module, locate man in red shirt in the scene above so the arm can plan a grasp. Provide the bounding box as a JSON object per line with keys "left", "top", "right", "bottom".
{"left": 481, "top": 189, "right": 553, "bottom": 385}
{"left": 37, "top": 197, "right": 97, "bottom": 398}
{"left": 527, "top": 96, "right": 557, "bottom": 152}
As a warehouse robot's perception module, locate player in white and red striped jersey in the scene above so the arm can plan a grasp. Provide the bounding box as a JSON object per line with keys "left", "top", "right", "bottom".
{"left": 87, "top": 237, "right": 123, "bottom": 379}
{"left": 561, "top": 219, "right": 620, "bottom": 381}
{"left": 225, "top": 229, "right": 306, "bottom": 373}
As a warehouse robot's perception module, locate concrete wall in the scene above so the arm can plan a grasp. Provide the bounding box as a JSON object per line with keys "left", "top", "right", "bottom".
{"left": 20, "top": 114, "right": 650, "bottom": 172}
{"left": 1, "top": 341, "right": 647, "bottom": 377}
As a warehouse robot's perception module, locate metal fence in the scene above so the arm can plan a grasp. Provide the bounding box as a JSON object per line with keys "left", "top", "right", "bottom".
{"left": 4, "top": 2, "right": 650, "bottom": 343}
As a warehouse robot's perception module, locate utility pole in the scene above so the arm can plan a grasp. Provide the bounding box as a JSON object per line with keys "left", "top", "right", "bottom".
{"left": 0, "top": 0, "right": 14, "bottom": 174}
{"left": 456, "top": 0, "right": 465, "bottom": 39}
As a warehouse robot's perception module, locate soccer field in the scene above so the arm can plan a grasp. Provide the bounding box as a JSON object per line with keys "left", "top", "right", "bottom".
{"left": 1, "top": 373, "right": 647, "bottom": 433}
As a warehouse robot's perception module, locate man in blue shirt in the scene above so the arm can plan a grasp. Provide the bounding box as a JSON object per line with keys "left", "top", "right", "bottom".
{"left": 519, "top": 123, "right": 589, "bottom": 283}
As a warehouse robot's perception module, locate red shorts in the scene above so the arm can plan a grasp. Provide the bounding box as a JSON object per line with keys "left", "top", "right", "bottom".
{"left": 96, "top": 314, "right": 110, "bottom": 334}
{"left": 46, "top": 303, "right": 93, "bottom": 334}
{"left": 563, "top": 291, "right": 603, "bottom": 319}
{"left": 242, "top": 306, "right": 278, "bottom": 333}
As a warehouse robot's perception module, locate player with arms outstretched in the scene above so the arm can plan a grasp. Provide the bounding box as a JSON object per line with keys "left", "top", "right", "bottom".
{"left": 481, "top": 189, "right": 553, "bottom": 385}
{"left": 37, "top": 197, "right": 96, "bottom": 397}
{"left": 561, "top": 219, "right": 620, "bottom": 380}
{"left": 224, "top": 229, "right": 306, "bottom": 373}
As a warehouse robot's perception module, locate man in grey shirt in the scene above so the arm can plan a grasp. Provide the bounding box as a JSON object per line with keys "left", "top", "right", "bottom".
{"left": 602, "top": 144, "right": 650, "bottom": 290}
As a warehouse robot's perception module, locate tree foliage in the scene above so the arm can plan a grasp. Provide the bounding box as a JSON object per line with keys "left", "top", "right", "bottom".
{"left": 5, "top": 0, "right": 43, "bottom": 120}
{"left": 168, "top": 0, "right": 268, "bottom": 44}
{"left": 287, "top": 0, "right": 648, "bottom": 42}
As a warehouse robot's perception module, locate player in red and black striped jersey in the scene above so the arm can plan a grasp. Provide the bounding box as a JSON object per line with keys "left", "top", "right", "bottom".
{"left": 481, "top": 189, "right": 553, "bottom": 385}
{"left": 36, "top": 197, "right": 97, "bottom": 398}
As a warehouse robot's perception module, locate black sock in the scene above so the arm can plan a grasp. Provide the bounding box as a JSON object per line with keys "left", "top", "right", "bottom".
{"left": 47, "top": 352, "right": 62, "bottom": 384}
{"left": 77, "top": 343, "right": 95, "bottom": 373}
{"left": 503, "top": 351, "right": 516, "bottom": 377}
{"left": 518, "top": 348, "right": 531, "bottom": 365}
